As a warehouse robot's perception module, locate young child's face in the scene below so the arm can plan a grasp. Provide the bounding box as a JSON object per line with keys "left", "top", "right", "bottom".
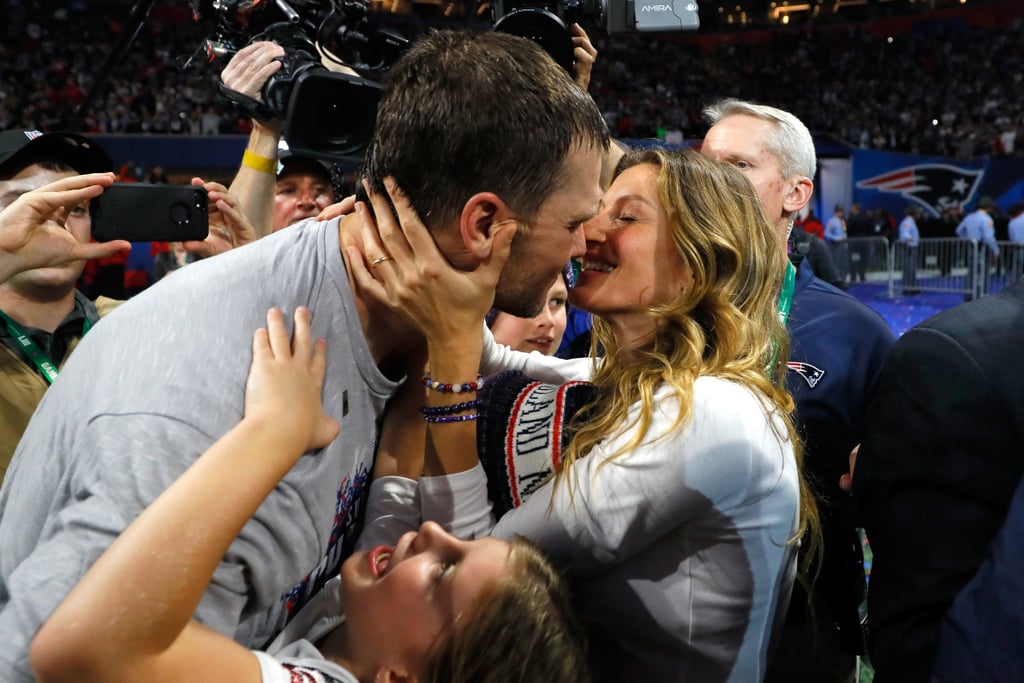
{"left": 342, "top": 522, "right": 513, "bottom": 669}
{"left": 490, "top": 276, "right": 569, "bottom": 356}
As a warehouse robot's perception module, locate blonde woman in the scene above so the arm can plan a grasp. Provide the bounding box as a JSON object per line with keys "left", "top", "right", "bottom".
{"left": 348, "top": 148, "right": 820, "bottom": 683}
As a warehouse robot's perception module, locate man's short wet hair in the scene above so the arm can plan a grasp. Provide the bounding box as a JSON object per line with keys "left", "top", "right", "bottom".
{"left": 363, "top": 29, "right": 609, "bottom": 231}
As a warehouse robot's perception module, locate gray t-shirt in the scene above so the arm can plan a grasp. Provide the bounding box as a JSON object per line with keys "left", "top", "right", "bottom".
{"left": 0, "top": 219, "right": 399, "bottom": 683}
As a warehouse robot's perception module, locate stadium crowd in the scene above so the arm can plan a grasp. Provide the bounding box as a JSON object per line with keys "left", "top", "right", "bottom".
{"left": 1, "top": 0, "right": 1022, "bottom": 157}
{"left": 1, "top": 4, "right": 1023, "bottom": 683}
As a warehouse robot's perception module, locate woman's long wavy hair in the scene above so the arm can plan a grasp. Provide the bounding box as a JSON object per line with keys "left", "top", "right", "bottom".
{"left": 558, "top": 147, "right": 820, "bottom": 570}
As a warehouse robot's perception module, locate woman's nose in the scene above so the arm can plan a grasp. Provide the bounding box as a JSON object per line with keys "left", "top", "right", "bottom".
{"left": 414, "top": 520, "right": 459, "bottom": 553}
{"left": 582, "top": 213, "right": 607, "bottom": 244}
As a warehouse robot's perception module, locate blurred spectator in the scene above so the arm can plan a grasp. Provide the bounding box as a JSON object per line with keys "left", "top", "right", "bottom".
{"left": 1007, "top": 203, "right": 1024, "bottom": 282}
{"left": 0, "top": 129, "right": 123, "bottom": 479}
{"left": 825, "top": 203, "right": 849, "bottom": 283}
{"left": 898, "top": 205, "right": 921, "bottom": 294}
{"left": 144, "top": 165, "right": 169, "bottom": 183}
{"left": 846, "top": 202, "right": 874, "bottom": 282}
{"left": 957, "top": 196, "right": 1000, "bottom": 300}
{"left": 802, "top": 208, "right": 825, "bottom": 239}
{"left": 150, "top": 241, "right": 197, "bottom": 280}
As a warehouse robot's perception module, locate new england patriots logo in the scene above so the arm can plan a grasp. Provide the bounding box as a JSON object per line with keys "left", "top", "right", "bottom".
{"left": 856, "top": 164, "right": 983, "bottom": 217}
{"left": 787, "top": 361, "right": 825, "bottom": 388}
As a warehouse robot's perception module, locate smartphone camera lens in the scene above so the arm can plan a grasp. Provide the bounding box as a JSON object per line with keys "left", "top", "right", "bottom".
{"left": 195, "top": 190, "right": 208, "bottom": 214}
{"left": 170, "top": 202, "right": 192, "bottom": 226}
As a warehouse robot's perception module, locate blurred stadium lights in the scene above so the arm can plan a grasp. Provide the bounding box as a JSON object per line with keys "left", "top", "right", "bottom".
{"left": 361, "top": 0, "right": 992, "bottom": 28}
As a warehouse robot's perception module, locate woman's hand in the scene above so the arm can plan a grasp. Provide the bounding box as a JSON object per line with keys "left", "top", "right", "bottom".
{"left": 184, "top": 177, "right": 258, "bottom": 257}
{"left": 342, "top": 177, "right": 516, "bottom": 347}
{"left": 245, "top": 307, "right": 340, "bottom": 452}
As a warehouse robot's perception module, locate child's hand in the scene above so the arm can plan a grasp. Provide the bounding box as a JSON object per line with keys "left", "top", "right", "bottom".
{"left": 245, "top": 307, "right": 340, "bottom": 452}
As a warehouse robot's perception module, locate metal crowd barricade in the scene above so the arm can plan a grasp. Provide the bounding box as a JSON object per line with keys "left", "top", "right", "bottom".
{"left": 890, "top": 237, "right": 979, "bottom": 299}
{"left": 846, "top": 237, "right": 891, "bottom": 289}
{"left": 858, "top": 237, "right": 1020, "bottom": 299}
{"left": 986, "top": 240, "right": 1024, "bottom": 296}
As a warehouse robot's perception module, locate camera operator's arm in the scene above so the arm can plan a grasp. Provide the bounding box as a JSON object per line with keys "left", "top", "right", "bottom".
{"left": 571, "top": 24, "right": 597, "bottom": 91}
{"left": 183, "top": 178, "right": 258, "bottom": 258}
{"left": 565, "top": 25, "right": 622, "bottom": 191}
{"left": 222, "top": 42, "right": 285, "bottom": 238}
{"left": 601, "top": 138, "right": 628, "bottom": 190}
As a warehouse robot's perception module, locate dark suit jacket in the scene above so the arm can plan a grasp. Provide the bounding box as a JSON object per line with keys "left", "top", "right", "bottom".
{"left": 931, "top": 472, "right": 1024, "bottom": 683}
{"left": 853, "top": 277, "right": 1024, "bottom": 683}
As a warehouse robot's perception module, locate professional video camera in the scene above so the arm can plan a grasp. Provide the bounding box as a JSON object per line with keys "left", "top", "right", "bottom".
{"left": 492, "top": 0, "right": 698, "bottom": 75}
{"left": 193, "top": 0, "right": 408, "bottom": 165}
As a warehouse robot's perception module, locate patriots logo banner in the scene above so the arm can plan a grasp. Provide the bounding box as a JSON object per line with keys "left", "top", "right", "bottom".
{"left": 851, "top": 150, "right": 989, "bottom": 218}
{"left": 856, "top": 163, "right": 983, "bottom": 217}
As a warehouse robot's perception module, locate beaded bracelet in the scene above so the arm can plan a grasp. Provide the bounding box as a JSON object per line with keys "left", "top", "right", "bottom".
{"left": 423, "top": 413, "right": 479, "bottom": 424}
{"left": 422, "top": 374, "right": 485, "bottom": 394}
{"left": 420, "top": 399, "right": 481, "bottom": 417}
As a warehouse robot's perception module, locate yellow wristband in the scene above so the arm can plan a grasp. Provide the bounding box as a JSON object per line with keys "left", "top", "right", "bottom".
{"left": 242, "top": 149, "right": 277, "bottom": 175}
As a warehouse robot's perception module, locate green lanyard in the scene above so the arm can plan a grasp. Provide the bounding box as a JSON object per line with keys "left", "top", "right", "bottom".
{"left": 767, "top": 261, "right": 797, "bottom": 374}
{"left": 0, "top": 310, "right": 90, "bottom": 385}
{"left": 777, "top": 261, "right": 796, "bottom": 325}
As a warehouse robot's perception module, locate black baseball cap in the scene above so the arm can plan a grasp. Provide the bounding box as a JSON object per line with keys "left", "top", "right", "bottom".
{"left": 0, "top": 129, "right": 113, "bottom": 179}
{"left": 277, "top": 155, "right": 333, "bottom": 183}
{"left": 276, "top": 143, "right": 333, "bottom": 184}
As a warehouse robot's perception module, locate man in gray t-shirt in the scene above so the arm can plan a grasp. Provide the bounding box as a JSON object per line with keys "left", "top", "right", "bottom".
{"left": 0, "top": 30, "right": 609, "bottom": 683}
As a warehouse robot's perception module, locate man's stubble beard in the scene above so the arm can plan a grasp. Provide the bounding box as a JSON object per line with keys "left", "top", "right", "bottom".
{"left": 491, "top": 248, "right": 548, "bottom": 319}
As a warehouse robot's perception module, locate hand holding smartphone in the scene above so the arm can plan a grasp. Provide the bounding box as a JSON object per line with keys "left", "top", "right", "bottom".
{"left": 90, "top": 183, "right": 209, "bottom": 243}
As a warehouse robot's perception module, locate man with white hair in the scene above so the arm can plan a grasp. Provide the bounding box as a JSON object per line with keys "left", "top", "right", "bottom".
{"left": 703, "top": 99, "right": 895, "bottom": 683}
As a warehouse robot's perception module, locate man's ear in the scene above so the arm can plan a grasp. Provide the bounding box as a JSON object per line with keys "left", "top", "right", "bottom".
{"left": 459, "top": 192, "right": 515, "bottom": 260}
{"left": 783, "top": 176, "right": 814, "bottom": 215}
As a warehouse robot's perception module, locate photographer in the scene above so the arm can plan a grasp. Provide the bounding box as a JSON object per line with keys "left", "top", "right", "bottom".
{"left": 225, "top": 23, "right": 597, "bottom": 237}
{"left": 0, "top": 132, "right": 127, "bottom": 480}
{"left": 0, "top": 130, "right": 254, "bottom": 481}
{"left": 222, "top": 41, "right": 298, "bottom": 236}
{"left": 221, "top": 38, "right": 368, "bottom": 236}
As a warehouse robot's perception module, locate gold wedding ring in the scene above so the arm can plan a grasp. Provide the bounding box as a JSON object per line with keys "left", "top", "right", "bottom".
{"left": 370, "top": 256, "right": 393, "bottom": 266}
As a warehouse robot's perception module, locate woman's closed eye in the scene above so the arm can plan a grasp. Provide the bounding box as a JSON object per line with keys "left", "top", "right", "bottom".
{"left": 434, "top": 560, "right": 454, "bottom": 586}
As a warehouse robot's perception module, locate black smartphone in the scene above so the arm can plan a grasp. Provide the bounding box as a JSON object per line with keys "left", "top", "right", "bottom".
{"left": 90, "top": 183, "right": 209, "bottom": 242}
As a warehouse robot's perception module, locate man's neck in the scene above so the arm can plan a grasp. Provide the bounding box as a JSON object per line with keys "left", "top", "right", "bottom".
{"left": 337, "top": 214, "right": 425, "bottom": 374}
{"left": 0, "top": 285, "right": 77, "bottom": 333}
